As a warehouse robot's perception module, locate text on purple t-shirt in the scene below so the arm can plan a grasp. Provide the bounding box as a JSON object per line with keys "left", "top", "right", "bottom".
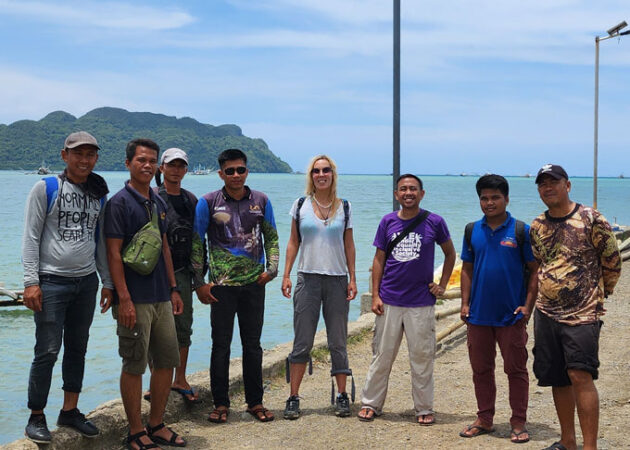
{"left": 373, "top": 210, "right": 451, "bottom": 307}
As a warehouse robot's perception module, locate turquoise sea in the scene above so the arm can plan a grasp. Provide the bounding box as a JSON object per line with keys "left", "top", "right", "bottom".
{"left": 0, "top": 170, "right": 628, "bottom": 444}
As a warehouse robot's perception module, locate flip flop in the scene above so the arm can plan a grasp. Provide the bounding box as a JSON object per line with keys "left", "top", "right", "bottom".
{"left": 511, "top": 428, "right": 530, "bottom": 444}
{"left": 459, "top": 424, "right": 495, "bottom": 438}
{"left": 417, "top": 414, "right": 435, "bottom": 426}
{"left": 357, "top": 407, "right": 377, "bottom": 422}
{"left": 542, "top": 442, "right": 568, "bottom": 450}
{"left": 171, "top": 387, "right": 202, "bottom": 404}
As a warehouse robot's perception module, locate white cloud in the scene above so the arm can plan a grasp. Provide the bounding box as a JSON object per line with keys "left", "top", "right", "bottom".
{"left": 0, "top": 0, "right": 194, "bottom": 30}
{"left": 218, "top": 0, "right": 630, "bottom": 66}
{"left": 0, "top": 67, "right": 142, "bottom": 123}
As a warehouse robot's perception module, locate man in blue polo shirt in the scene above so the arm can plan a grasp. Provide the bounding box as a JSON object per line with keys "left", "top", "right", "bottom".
{"left": 104, "top": 138, "right": 186, "bottom": 450}
{"left": 458, "top": 174, "right": 538, "bottom": 444}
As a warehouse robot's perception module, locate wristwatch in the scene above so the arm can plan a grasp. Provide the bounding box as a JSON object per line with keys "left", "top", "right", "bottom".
{"left": 170, "top": 286, "right": 181, "bottom": 293}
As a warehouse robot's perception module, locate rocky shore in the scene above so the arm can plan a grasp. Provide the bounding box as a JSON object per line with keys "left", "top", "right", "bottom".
{"left": 4, "top": 264, "right": 629, "bottom": 450}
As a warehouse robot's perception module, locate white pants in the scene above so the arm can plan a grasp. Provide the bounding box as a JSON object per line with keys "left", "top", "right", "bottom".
{"left": 361, "top": 303, "right": 436, "bottom": 416}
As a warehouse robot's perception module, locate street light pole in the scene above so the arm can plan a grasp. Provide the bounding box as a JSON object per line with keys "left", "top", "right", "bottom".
{"left": 393, "top": 0, "right": 400, "bottom": 210}
{"left": 593, "top": 21, "right": 628, "bottom": 209}
{"left": 593, "top": 35, "right": 599, "bottom": 209}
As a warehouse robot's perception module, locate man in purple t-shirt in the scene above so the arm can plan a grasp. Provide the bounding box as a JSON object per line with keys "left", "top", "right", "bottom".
{"left": 358, "top": 174, "right": 456, "bottom": 425}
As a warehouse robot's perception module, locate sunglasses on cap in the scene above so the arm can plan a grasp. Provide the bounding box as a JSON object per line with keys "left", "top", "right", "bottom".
{"left": 311, "top": 167, "right": 332, "bottom": 174}
{"left": 223, "top": 166, "right": 247, "bottom": 175}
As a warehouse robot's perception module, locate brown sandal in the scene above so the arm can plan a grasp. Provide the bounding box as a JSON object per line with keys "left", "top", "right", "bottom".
{"left": 247, "top": 405, "right": 274, "bottom": 422}
{"left": 208, "top": 407, "right": 229, "bottom": 424}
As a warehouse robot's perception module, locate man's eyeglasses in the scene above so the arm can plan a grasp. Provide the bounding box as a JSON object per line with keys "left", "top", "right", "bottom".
{"left": 224, "top": 166, "right": 247, "bottom": 175}
{"left": 311, "top": 167, "right": 332, "bottom": 174}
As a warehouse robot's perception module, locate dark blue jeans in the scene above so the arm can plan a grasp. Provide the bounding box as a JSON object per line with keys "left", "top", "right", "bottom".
{"left": 27, "top": 272, "right": 98, "bottom": 411}
{"left": 210, "top": 282, "right": 265, "bottom": 408}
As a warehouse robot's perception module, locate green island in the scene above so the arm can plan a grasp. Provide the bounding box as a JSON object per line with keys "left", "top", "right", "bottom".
{"left": 0, "top": 107, "right": 292, "bottom": 173}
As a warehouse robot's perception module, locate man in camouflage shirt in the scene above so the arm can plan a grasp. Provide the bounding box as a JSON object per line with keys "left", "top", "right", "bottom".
{"left": 530, "top": 164, "right": 621, "bottom": 450}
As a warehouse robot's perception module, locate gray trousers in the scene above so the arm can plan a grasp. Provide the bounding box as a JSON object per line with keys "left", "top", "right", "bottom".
{"left": 288, "top": 272, "right": 350, "bottom": 375}
{"left": 361, "top": 303, "right": 436, "bottom": 416}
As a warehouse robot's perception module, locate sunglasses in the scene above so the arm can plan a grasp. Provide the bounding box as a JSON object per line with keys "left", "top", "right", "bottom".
{"left": 223, "top": 166, "right": 247, "bottom": 175}
{"left": 311, "top": 167, "right": 332, "bottom": 174}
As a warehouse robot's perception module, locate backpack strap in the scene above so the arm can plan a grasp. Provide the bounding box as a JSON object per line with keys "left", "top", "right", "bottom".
{"left": 295, "top": 197, "right": 306, "bottom": 243}
{"left": 514, "top": 219, "right": 526, "bottom": 264}
{"left": 342, "top": 199, "right": 350, "bottom": 230}
{"left": 385, "top": 210, "right": 430, "bottom": 259}
{"left": 181, "top": 188, "right": 196, "bottom": 218}
{"left": 94, "top": 195, "right": 107, "bottom": 247}
{"left": 44, "top": 176, "right": 59, "bottom": 214}
{"left": 464, "top": 222, "right": 475, "bottom": 260}
{"left": 156, "top": 184, "right": 169, "bottom": 204}
{"left": 157, "top": 185, "right": 195, "bottom": 219}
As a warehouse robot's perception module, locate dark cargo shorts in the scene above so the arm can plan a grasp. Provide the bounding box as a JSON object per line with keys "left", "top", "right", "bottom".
{"left": 533, "top": 309, "right": 602, "bottom": 387}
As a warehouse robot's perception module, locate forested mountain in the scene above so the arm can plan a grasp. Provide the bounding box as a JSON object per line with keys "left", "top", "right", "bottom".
{"left": 0, "top": 107, "right": 292, "bottom": 172}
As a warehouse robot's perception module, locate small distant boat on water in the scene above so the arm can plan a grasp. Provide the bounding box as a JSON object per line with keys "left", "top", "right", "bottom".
{"left": 522, "top": 173, "right": 531, "bottom": 178}
{"left": 191, "top": 164, "right": 212, "bottom": 175}
{"left": 25, "top": 161, "right": 54, "bottom": 175}
{"left": 619, "top": 174, "right": 625, "bottom": 179}
{"left": 37, "top": 165, "right": 51, "bottom": 175}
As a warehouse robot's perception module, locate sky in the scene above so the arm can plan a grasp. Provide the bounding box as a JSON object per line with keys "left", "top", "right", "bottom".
{"left": 0, "top": 0, "right": 628, "bottom": 175}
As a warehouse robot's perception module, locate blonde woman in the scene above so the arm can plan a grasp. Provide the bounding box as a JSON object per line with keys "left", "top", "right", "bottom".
{"left": 281, "top": 155, "right": 357, "bottom": 419}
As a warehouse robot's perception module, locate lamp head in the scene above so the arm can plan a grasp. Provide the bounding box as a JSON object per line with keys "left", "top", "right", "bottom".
{"left": 607, "top": 21, "right": 628, "bottom": 36}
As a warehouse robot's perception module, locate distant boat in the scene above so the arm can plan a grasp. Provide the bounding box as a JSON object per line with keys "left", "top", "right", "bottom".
{"left": 191, "top": 164, "right": 212, "bottom": 175}
{"left": 522, "top": 173, "right": 531, "bottom": 178}
{"left": 26, "top": 161, "right": 53, "bottom": 175}
{"left": 37, "top": 165, "right": 51, "bottom": 175}
{"left": 619, "top": 174, "right": 625, "bottom": 179}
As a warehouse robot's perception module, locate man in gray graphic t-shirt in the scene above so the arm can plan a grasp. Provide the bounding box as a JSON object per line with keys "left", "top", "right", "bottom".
{"left": 22, "top": 131, "right": 112, "bottom": 444}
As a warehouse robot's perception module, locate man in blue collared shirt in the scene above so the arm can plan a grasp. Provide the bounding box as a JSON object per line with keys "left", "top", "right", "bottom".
{"left": 458, "top": 174, "right": 538, "bottom": 444}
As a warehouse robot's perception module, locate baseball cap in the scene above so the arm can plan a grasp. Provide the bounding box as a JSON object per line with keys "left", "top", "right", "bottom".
{"left": 161, "top": 148, "right": 189, "bottom": 165}
{"left": 535, "top": 164, "right": 568, "bottom": 184}
{"left": 64, "top": 131, "right": 100, "bottom": 150}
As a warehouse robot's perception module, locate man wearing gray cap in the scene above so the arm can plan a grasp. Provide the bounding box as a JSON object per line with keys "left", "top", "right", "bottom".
{"left": 142, "top": 148, "right": 201, "bottom": 404}
{"left": 531, "top": 164, "right": 621, "bottom": 450}
{"left": 22, "top": 131, "right": 113, "bottom": 443}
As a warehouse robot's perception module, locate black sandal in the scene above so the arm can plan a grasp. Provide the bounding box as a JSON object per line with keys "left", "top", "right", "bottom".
{"left": 126, "top": 430, "right": 158, "bottom": 450}
{"left": 146, "top": 422, "right": 187, "bottom": 447}
{"left": 208, "top": 407, "right": 229, "bottom": 423}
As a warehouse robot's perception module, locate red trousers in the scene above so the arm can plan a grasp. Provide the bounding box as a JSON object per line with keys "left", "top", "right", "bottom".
{"left": 466, "top": 320, "right": 529, "bottom": 427}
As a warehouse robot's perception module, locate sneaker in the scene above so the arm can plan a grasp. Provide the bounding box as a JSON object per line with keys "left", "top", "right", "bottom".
{"left": 25, "top": 414, "right": 52, "bottom": 444}
{"left": 283, "top": 395, "right": 301, "bottom": 420}
{"left": 57, "top": 408, "right": 99, "bottom": 438}
{"left": 335, "top": 392, "right": 351, "bottom": 417}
